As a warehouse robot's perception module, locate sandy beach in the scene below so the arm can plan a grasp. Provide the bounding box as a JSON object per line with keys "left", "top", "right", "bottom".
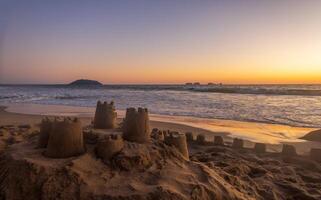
{"left": 0, "top": 103, "right": 320, "bottom": 199}
{"left": 2, "top": 103, "right": 321, "bottom": 154}
{"left": 2, "top": 1, "right": 321, "bottom": 199}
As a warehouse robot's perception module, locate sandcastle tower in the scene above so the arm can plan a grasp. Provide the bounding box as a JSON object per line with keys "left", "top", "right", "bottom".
{"left": 122, "top": 107, "right": 150, "bottom": 143}
{"left": 152, "top": 130, "right": 165, "bottom": 141}
{"left": 165, "top": 132, "right": 189, "bottom": 159}
{"left": 83, "top": 130, "right": 99, "bottom": 144}
{"left": 185, "top": 132, "right": 194, "bottom": 142}
{"left": 151, "top": 128, "right": 159, "bottom": 134}
{"left": 38, "top": 117, "right": 53, "bottom": 148}
{"left": 254, "top": 143, "right": 266, "bottom": 153}
{"left": 45, "top": 118, "right": 85, "bottom": 158}
{"left": 93, "top": 101, "right": 117, "bottom": 129}
{"left": 214, "top": 136, "right": 224, "bottom": 146}
{"left": 310, "top": 148, "right": 321, "bottom": 162}
{"left": 96, "top": 134, "right": 124, "bottom": 162}
{"left": 232, "top": 138, "right": 244, "bottom": 149}
{"left": 196, "top": 134, "right": 206, "bottom": 145}
{"left": 281, "top": 144, "right": 297, "bottom": 156}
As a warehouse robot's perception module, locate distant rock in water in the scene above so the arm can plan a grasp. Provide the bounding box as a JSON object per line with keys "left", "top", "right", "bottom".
{"left": 68, "top": 79, "right": 103, "bottom": 87}
{"left": 301, "top": 129, "right": 321, "bottom": 142}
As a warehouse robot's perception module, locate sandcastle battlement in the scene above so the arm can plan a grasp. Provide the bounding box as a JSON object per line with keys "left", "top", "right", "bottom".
{"left": 196, "top": 134, "right": 206, "bottom": 145}
{"left": 232, "top": 138, "right": 244, "bottom": 149}
{"left": 151, "top": 130, "right": 165, "bottom": 141}
{"left": 165, "top": 132, "right": 189, "bottom": 159}
{"left": 214, "top": 136, "right": 224, "bottom": 146}
{"left": 123, "top": 107, "right": 150, "bottom": 143}
{"left": 96, "top": 134, "right": 124, "bottom": 162}
{"left": 38, "top": 117, "right": 53, "bottom": 148}
{"left": 185, "top": 132, "right": 194, "bottom": 142}
{"left": 281, "top": 144, "right": 297, "bottom": 156}
{"left": 45, "top": 117, "right": 85, "bottom": 158}
{"left": 94, "top": 101, "right": 117, "bottom": 129}
{"left": 310, "top": 148, "right": 321, "bottom": 162}
{"left": 254, "top": 143, "right": 266, "bottom": 154}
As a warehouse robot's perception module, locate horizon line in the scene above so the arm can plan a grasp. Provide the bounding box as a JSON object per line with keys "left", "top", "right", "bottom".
{"left": 1, "top": 83, "right": 321, "bottom": 86}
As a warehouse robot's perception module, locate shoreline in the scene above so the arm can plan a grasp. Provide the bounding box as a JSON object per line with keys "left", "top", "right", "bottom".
{"left": 1, "top": 103, "right": 321, "bottom": 154}
{"left": 3, "top": 102, "right": 319, "bottom": 129}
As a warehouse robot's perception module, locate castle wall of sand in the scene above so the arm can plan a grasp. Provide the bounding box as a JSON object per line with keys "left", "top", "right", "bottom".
{"left": 123, "top": 107, "right": 150, "bottom": 143}
{"left": 96, "top": 134, "right": 124, "bottom": 163}
{"left": 93, "top": 101, "right": 117, "bottom": 129}
{"left": 40, "top": 117, "right": 85, "bottom": 158}
{"left": 185, "top": 132, "right": 319, "bottom": 160}
{"left": 25, "top": 103, "right": 321, "bottom": 168}
{"left": 164, "top": 131, "right": 189, "bottom": 159}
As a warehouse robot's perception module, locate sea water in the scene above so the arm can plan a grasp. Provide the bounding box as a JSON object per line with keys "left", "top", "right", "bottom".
{"left": 1, "top": 84, "right": 321, "bottom": 128}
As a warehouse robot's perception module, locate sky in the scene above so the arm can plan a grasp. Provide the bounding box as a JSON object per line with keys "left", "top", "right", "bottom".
{"left": 1, "top": 0, "right": 321, "bottom": 84}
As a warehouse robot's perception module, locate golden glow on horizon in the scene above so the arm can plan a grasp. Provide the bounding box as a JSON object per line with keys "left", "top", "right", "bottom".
{"left": 1, "top": 1, "right": 321, "bottom": 84}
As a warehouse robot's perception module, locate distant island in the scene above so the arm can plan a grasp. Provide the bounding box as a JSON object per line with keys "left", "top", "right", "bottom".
{"left": 68, "top": 79, "right": 103, "bottom": 87}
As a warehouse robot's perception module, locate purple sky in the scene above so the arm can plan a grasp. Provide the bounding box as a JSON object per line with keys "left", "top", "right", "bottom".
{"left": 1, "top": 0, "right": 321, "bottom": 84}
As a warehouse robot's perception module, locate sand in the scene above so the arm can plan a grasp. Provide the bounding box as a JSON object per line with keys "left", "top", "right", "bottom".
{"left": 1, "top": 124, "right": 320, "bottom": 199}
{"left": 0, "top": 105, "right": 320, "bottom": 199}
{"left": 2, "top": 103, "right": 321, "bottom": 154}
{"left": 301, "top": 129, "right": 321, "bottom": 142}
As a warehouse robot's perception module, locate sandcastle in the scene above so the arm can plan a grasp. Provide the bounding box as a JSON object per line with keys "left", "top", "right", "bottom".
{"left": 214, "top": 136, "right": 224, "bottom": 146}
{"left": 232, "top": 138, "right": 244, "bottom": 149}
{"left": 281, "top": 144, "right": 297, "bottom": 156}
{"left": 93, "top": 101, "right": 117, "bottom": 129}
{"left": 151, "top": 130, "right": 165, "bottom": 141}
{"left": 196, "top": 134, "right": 206, "bottom": 145}
{"left": 185, "top": 132, "right": 194, "bottom": 142}
{"left": 38, "top": 117, "right": 53, "bottom": 148}
{"left": 254, "top": 143, "right": 266, "bottom": 153}
{"left": 96, "top": 134, "right": 124, "bottom": 162}
{"left": 165, "top": 132, "right": 189, "bottom": 159}
{"left": 310, "top": 148, "right": 321, "bottom": 162}
{"left": 122, "top": 107, "right": 150, "bottom": 143}
{"left": 83, "top": 130, "right": 99, "bottom": 144}
{"left": 151, "top": 128, "right": 159, "bottom": 134}
{"left": 45, "top": 117, "right": 85, "bottom": 158}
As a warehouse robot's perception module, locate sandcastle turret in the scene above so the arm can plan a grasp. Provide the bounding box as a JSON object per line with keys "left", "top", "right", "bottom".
{"left": 310, "top": 148, "right": 321, "bottom": 162}
{"left": 254, "top": 143, "right": 266, "bottom": 154}
{"left": 214, "top": 136, "right": 224, "bottom": 146}
{"left": 123, "top": 107, "right": 150, "bottom": 143}
{"left": 96, "top": 134, "right": 124, "bottom": 163}
{"left": 232, "top": 138, "right": 244, "bottom": 149}
{"left": 185, "top": 132, "right": 194, "bottom": 142}
{"left": 165, "top": 132, "right": 189, "bottom": 159}
{"left": 45, "top": 117, "right": 85, "bottom": 158}
{"left": 151, "top": 128, "right": 159, "bottom": 134}
{"left": 151, "top": 130, "right": 165, "bottom": 141}
{"left": 281, "top": 144, "right": 297, "bottom": 156}
{"left": 93, "top": 101, "right": 117, "bottom": 129}
{"left": 38, "top": 117, "right": 53, "bottom": 148}
{"left": 196, "top": 134, "right": 206, "bottom": 145}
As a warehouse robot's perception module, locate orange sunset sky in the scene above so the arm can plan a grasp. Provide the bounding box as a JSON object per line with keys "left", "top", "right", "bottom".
{"left": 1, "top": 1, "right": 321, "bottom": 84}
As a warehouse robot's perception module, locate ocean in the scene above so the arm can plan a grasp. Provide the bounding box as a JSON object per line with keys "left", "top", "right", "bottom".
{"left": 1, "top": 84, "right": 321, "bottom": 128}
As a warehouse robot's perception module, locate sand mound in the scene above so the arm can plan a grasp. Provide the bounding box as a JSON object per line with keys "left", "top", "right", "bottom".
{"left": 0, "top": 125, "right": 38, "bottom": 153}
{"left": 191, "top": 145, "right": 321, "bottom": 200}
{"left": 1, "top": 124, "right": 320, "bottom": 200}
{"left": 0, "top": 135, "right": 250, "bottom": 200}
{"left": 301, "top": 129, "right": 321, "bottom": 142}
